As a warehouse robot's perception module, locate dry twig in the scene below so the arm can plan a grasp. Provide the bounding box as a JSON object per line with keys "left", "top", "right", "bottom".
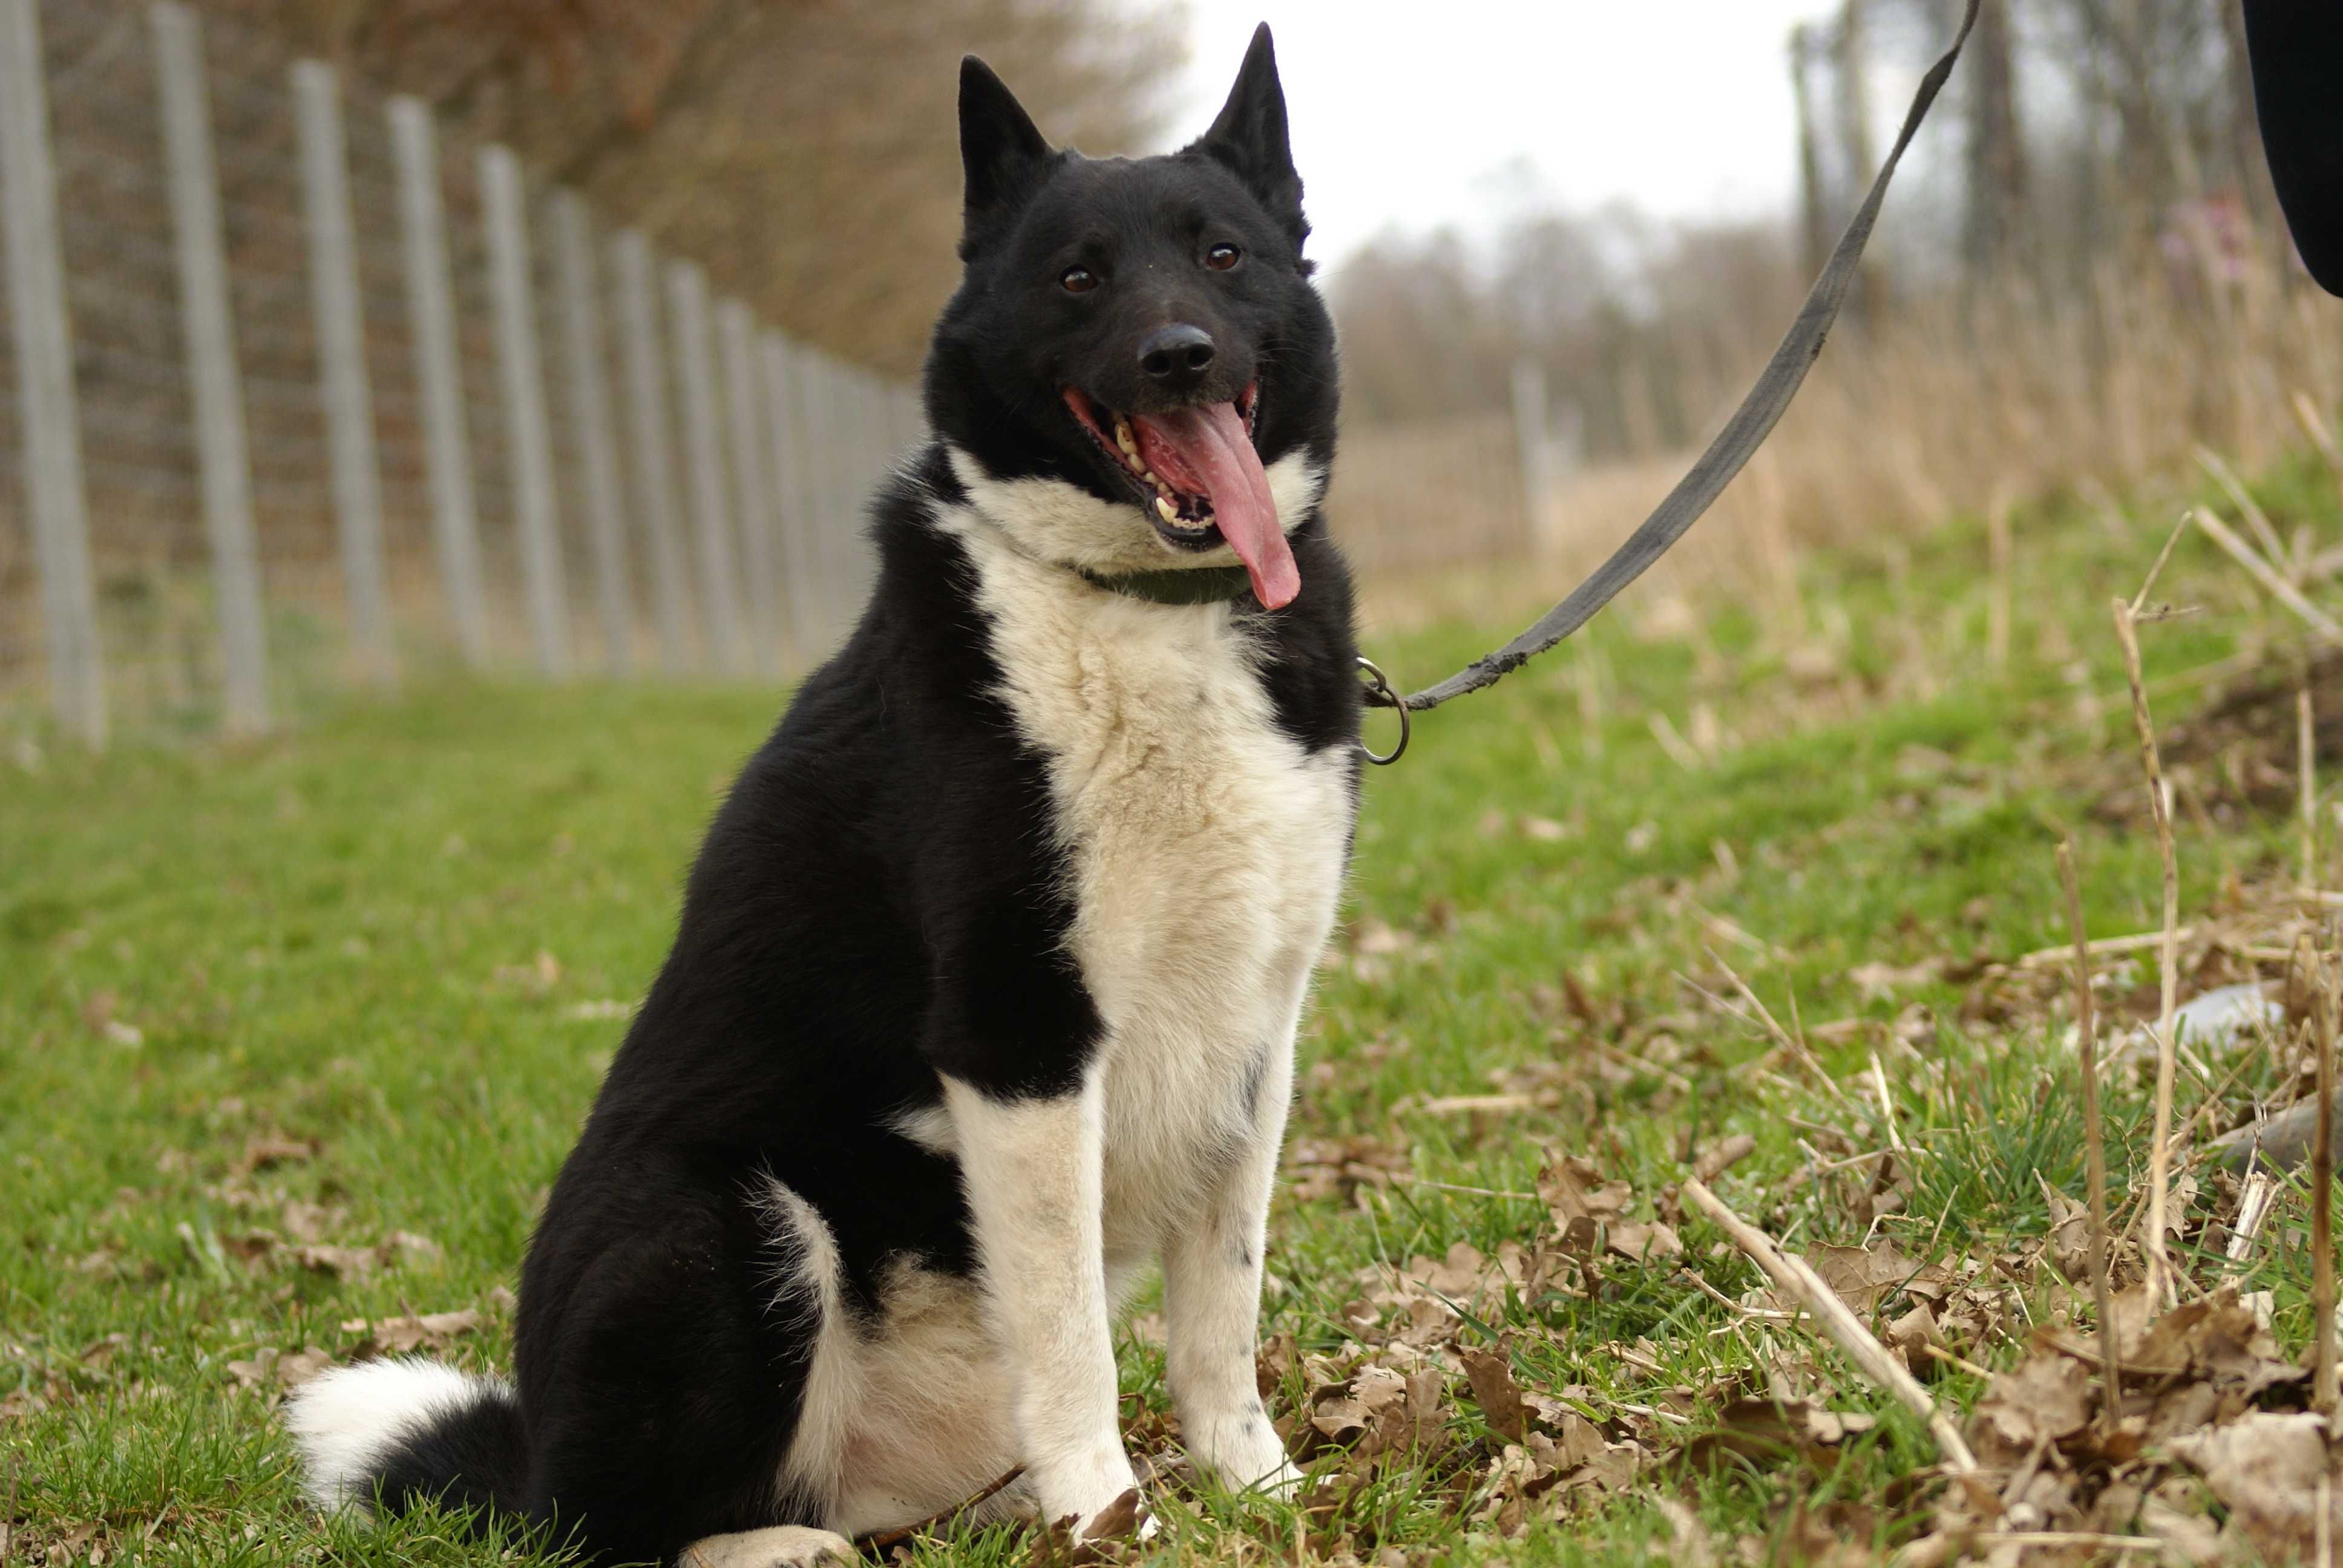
{"left": 1680, "top": 1177, "right": 1978, "bottom": 1473}
{"left": 2058, "top": 840, "right": 2122, "bottom": 1426}
{"left": 855, "top": 1466, "right": 1026, "bottom": 1554}
{"left": 2111, "top": 596, "right": 2181, "bottom": 1305}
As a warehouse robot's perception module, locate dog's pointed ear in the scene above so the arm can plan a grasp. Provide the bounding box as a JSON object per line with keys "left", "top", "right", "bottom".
{"left": 1189, "top": 24, "right": 1308, "bottom": 256}
{"left": 959, "top": 55, "right": 1053, "bottom": 255}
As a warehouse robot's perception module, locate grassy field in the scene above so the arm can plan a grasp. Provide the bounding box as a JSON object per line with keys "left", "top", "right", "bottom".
{"left": 4, "top": 454, "right": 2340, "bottom": 1566}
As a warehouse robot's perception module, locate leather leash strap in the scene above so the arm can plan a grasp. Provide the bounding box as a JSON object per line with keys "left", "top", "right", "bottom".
{"left": 1375, "top": 0, "right": 1981, "bottom": 724}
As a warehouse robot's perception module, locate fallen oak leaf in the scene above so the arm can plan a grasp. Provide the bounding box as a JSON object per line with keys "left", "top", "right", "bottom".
{"left": 1458, "top": 1345, "right": 1528, "bottom": 1442}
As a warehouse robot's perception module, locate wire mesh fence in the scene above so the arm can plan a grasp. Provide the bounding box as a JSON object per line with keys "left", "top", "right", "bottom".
{"left": 0, "top": 0, "right": 923, "bottom": 745}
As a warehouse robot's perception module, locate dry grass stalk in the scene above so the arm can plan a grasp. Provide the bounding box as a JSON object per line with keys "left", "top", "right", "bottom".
{"left": 1867, "top": 1051, "right": 1906, "bottom": 1154}
{"left": 1713, "top": 959, "right": 1855, "bottom": 1113}
{"left": 2058, "top": 840, "right": 2122, "bottom": 1428}
{"left": 2128, "top": 515, "right": 2192, "bottom": 615}
{"left": 2294, "top": 391, "right": 2343, "bottom": 507}
{"left": 2111, "top": 596, "right": 2181, "bottom": 1307}
{"left": 2226, "top": 1172, "right": 2279, "bottom": 1264}
{"left": 1680, "top": 1177, "right": 1979, "bottom": 1473}
{"left": 2306, "top": 685, "right": 2321, "bottom": 890}
{"left": 2191, "top": 508, "right": 2343, "bottom": 641}
{"left": 2016, "top": 926, "right": 2200, "bottom": 970}
{"left": 2197, "top": 446, "right": 2292, "bottom": 579}
{"left": 2319, "top": 946, "right": 2339, "bottom": 1416}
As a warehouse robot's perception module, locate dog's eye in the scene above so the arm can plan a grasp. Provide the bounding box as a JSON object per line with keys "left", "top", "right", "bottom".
{"left": 1059, "top": 266, "right": 1099, "bottom": 294}
{"left": 1205, "top": 244, "right": 1242, "bottom": 272}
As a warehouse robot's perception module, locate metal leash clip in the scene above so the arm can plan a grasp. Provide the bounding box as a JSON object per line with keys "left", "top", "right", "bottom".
{"left": 1355, "top": 656, "right": 1409, "bottom": 766}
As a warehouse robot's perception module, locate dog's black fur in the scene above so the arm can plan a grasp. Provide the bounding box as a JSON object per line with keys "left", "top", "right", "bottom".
{"left": 307, "top": 27, "right": 1357, "bottom": 1566}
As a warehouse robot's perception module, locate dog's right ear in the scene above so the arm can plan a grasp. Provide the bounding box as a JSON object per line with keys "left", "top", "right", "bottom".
{"left": 958, "top": 56, "right": 1053, "bottom": 256}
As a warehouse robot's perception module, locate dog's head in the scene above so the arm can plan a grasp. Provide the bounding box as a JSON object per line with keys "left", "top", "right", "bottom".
{"left": 925, "top": 25, "right": 1339, "bottom": 609}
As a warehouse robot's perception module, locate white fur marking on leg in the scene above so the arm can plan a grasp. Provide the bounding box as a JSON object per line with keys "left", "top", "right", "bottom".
{"left": 945, "top": 1071, "right": 1136, "bottom": 1536}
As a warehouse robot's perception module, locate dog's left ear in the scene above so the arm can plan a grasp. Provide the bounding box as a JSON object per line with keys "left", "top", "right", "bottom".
{"left": 1189, "top": 23, "right": 1308, "bottom": 260}
{"left": 959, "top": 55, "right": 1055, "bottom": 258}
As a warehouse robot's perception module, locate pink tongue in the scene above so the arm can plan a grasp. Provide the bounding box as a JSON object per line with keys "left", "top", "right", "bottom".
{"left": 1129, "top": 402, "right": 1297, "bottom": 610}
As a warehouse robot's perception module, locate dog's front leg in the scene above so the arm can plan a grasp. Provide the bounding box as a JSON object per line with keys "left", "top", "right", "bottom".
{"left": 1162, "top": 1036, "right": 1302, "bottom": 1497}
{"left": 944, "top": 1070, "right": 1136, "bottom": 1537}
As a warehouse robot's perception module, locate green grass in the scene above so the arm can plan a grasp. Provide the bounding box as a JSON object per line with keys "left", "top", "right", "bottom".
{"left": 3, "top": 460, "right": 2336, "bottom": 1566}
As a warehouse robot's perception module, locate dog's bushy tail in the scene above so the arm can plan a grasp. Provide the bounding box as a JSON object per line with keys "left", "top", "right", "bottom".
{"left": 284, "top": 1357, "right": 526, "bottom": 1521}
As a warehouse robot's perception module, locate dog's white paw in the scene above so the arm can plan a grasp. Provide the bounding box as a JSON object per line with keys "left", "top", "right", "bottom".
{"left": 1187, "top": 1408, "right": 1302, "bottom": 1498}
{"left": 678, "top": 1524, "right": 856, "bottom": 1568}
{"left": 1031, "top": 1448, "right": 1147, "bottom": 1542}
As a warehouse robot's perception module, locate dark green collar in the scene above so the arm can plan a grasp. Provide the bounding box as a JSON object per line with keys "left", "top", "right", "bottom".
{"left": 1073, "top": 564, "right": 1256, "bottom": 606}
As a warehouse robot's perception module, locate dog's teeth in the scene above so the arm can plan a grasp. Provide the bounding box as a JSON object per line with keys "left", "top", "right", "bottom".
{"left": 1127, "top": 452, "right": 1147, "bottom": 474}
{"left": 1155, "top": 495, "right": 1178, "bottom": 524}
{"left": 1115, "top": 421, "right": 1138, "bottom": 456}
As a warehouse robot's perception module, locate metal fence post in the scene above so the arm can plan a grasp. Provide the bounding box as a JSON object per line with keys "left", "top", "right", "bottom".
{"left": 552, "top": 191, "right": 631, "bottom": 676}
{"left": 666, "top": 261, "right": 744, "bottom": 675}
{"left": 152, "top": 0, "right": 268, "bottom": 734}
{"left": 716, "top": 299, "right": 781, "bottom": 677}
{"left": 387, "top": 96, "right": 488, "bottom": 667}
{"left": 478, "top": 143, "right": 569, "bottom": 678}
{"left": 0, "top": 0, "right": 105, "bottom": 745}
{"left": 612, "top": 230, "right": 691, "bottom": 673}
{"left": 293, "top": 58, "right": 395, "bottom": 687}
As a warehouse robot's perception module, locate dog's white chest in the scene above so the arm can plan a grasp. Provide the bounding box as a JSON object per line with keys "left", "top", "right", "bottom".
{"left": 951, "top": 520, "right": 1352, "bottom": 1250}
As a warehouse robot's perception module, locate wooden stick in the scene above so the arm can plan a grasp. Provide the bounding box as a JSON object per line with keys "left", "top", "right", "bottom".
{"left": 2111, "top": 596, "right": 2181, "bottom": 1307}
{"left": 2192, "top": 508, "right": 2343, "bottom": 641}
{"left": 2318, "top": 951, "right": 2339, "bottom": 1416}
{"left": 1680, "top": 1177, "right": 1978, "bottom": 1472}
{"left": 2058, "top": 840, "right": 2122, "bottom": 1426}
{"left": 856, "top": 1466, "right": 1025, "bottom": 1554}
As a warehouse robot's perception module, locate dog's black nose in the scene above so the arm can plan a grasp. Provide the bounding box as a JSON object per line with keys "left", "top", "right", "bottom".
{"left": 1137, "top": 323, "right": 1216, "bottom": 387}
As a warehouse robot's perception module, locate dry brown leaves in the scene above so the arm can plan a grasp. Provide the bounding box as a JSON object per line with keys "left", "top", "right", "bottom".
{"left": 226, "top": 1291, "right": 512, "bottom": 1399}
{"left": 1904, "top": 1284, "right": 2321, "bottom": 1565}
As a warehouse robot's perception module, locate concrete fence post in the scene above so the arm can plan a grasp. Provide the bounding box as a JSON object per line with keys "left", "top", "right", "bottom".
{"left": 1510, "top": 358, "right": 1559, "bottom": 557}
{"left": 759, "top": 332, "right": 821, "bottom": 671}
{"left": 666, "top": 261, "right": 744, "bottom": 674}
{"left": 716, "top": 299, "right": 782, "bottom": 677}
{"left": 551, "top": 191, "right": 632, "bottom": 676}
{"left": 152, "top": 0, "right": 269, "bottom": 733}
{"left": 0, "top": 0, "right": 106, "bottom": 745}
{"left": 478, "top": 143, "right": 569, "bottom": 678}
{"left": 387, "top": 96, "right": 488, "bottom": 666}
{"left": 293, "top": 58, "right": 395, "bottom": 687}
{"left": 612, "top": 230, "right": 692, "bottom": 673}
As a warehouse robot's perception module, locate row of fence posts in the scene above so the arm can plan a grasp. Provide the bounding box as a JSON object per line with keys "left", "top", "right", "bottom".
{"left": 0, "top": 0, "right": 920, "bottom": 748}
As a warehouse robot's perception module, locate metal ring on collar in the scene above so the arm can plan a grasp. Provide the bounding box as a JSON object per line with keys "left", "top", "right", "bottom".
{"left": 1355, "top": 656, "right": 1409, "bottom": 766}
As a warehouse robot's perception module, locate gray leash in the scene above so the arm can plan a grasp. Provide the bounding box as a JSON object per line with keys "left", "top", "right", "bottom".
{"left": 1360, "top": 0, "right": 1981, "bottom": 762}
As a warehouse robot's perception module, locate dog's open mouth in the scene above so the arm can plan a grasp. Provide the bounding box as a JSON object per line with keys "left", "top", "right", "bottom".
{"left": 1061, "top": 383, "right": 1298, "bottom": 609}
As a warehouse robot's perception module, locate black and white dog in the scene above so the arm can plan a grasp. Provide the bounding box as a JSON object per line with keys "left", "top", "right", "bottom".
{"left": 289, "top": 25, "right": 1360, "bottom": 1566}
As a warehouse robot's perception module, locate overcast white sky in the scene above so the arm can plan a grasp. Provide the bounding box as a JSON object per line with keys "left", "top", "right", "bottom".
{"left": 1177, "top": 1, "right": 1857, "bottom": 269}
